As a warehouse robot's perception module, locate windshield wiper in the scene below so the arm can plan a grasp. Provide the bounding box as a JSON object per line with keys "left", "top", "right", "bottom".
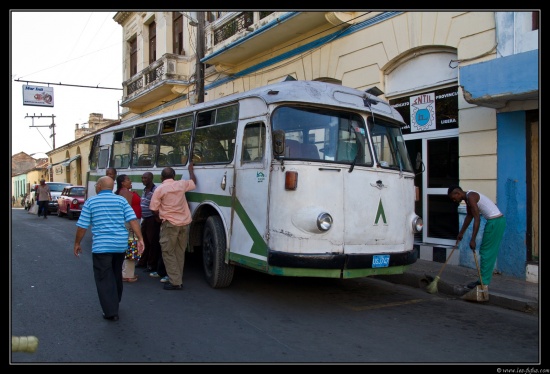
{"left": 348, "top": 153, "right": 357, "bottom": 173}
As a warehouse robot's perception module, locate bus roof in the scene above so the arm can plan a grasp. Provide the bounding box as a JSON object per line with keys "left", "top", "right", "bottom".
{"left": 109, "top": 80, "right": 404, "bottom": 132}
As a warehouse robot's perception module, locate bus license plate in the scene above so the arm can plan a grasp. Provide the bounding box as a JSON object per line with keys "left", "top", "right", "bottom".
{"left": 372, "top": 255, "right": 390, "bottom": 268}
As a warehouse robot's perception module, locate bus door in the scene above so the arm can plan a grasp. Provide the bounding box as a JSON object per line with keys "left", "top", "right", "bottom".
{"left": 230, "top": 119, "right": 270, "bottom": 266}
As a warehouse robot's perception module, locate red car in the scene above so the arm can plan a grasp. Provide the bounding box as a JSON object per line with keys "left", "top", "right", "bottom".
{"left": 56, "top": 186, "right": 86, "bottom": 220}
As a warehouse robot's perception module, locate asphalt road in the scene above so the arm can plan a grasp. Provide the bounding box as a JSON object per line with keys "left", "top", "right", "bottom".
{"left": 10, "top": 208, "right": 540, "bottom": 365}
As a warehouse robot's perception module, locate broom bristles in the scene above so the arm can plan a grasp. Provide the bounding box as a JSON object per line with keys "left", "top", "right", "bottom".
{"left": 426, "top": 275, "right": 440, "bottom": 294}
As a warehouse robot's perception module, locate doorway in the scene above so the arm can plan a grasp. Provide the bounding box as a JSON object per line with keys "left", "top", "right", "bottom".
{"left": 405, "top": 133, "right": 458, "bottom": 246}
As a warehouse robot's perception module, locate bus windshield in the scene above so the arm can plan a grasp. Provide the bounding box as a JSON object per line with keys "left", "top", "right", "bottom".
{"left": 272, "top": 106, "right": 373, "bottom": 165}
{"left": 369, "top": 117, "right": 414, "bottom": 172}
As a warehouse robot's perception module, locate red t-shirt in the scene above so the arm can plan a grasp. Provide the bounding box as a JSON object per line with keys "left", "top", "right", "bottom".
{"left": 130, "top": 191, "right": 142, "bottom": 219}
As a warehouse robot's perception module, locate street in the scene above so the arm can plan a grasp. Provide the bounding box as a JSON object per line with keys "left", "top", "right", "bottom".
{"left": 11, "top": 208, "right": 540, "bottom": 364}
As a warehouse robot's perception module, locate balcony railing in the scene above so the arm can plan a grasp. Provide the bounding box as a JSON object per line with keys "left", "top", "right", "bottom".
{"left": 212, "top": 11, "right": 273, "bottom": 46}
{"left": 125, "top": 53, "right": 190, "bottom": 97}
{"left": 145, "top": 64, "right": 164, "bottom": 86}
{"left": 213, "top": 12, "right": 253, "bottom": 45}
{"left": 127, "top": 77, "right": 143, "bottom": 96}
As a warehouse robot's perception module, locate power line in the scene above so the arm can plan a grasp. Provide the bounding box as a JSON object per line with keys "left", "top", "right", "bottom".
{"left": 13, "top": 79, "right": 122, "bottom": 91}
{"left": 25, "top": 114, "right": 56, "bottom": 150}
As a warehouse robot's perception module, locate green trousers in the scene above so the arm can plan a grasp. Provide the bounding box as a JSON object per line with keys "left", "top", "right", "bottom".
{"left": 478, "top": 215, "right": 506, "bottom": 285}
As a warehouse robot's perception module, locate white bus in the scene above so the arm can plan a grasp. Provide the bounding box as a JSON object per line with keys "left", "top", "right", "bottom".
{"left": 86, "top": 80, "right": 423, "bottom": 288}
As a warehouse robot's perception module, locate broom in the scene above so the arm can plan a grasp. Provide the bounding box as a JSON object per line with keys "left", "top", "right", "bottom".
{"left": 12, "top": 336, "right": 39, "bottom": 353}
{"left": 462, "top": 250, "right": 489, "bottom": 302}
{"left": 426, "top": 241, "right": 459, "bottom": 294}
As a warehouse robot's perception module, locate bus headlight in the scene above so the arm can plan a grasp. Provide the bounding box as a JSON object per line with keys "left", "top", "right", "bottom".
{"left": 412, "top": 216, "right": 423, "bottom": 233}
{"left": 317, "top": 212, "right": 333, "bottom": 232}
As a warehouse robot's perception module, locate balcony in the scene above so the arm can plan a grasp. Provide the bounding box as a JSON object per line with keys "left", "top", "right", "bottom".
{"left": 203, "top": 12, "right": 357, "bottom": 74}
{"left": 121, "top": 53, "right": 193, "bottom": 113}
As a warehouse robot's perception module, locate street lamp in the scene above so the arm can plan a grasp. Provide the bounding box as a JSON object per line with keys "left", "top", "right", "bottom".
{"left": 180, "top": 11, "right": 198, "bottom": 26}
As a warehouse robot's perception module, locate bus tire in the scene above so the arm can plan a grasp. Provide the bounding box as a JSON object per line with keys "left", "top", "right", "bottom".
{"left": 202, "top": 215, "right": 234, "bottom": 288}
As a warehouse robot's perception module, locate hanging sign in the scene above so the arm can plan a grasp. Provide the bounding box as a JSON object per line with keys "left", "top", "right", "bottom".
{"left": 22, "top": 85, "right": 54, "bottom": 107}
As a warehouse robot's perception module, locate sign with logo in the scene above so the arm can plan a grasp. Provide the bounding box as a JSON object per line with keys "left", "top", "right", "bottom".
{"left": 22, "top": 85, "right": 54, "bottom": 107}
{"left": 409, "top": 92, "right": 436, "bottom": 131}
{"left": 391, "top": 86, "right": 458, "bottom": 135}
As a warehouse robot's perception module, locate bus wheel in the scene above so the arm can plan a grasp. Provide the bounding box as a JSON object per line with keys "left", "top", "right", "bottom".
{"left": 202, "top": 216, "right": 234, "bottom": 288}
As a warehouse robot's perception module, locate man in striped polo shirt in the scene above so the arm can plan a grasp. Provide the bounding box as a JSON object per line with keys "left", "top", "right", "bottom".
{"left": 73, "top": 176, "right": 145, "bottom": 321}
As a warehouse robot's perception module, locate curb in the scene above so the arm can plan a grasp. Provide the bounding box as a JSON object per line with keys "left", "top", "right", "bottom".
{"left": 376, "top": 273, "right": 539, "bottom": 315}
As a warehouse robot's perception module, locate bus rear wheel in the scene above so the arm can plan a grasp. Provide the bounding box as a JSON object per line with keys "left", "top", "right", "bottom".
{"left": 202, "top": 215, "right": 234, "bottom": 288}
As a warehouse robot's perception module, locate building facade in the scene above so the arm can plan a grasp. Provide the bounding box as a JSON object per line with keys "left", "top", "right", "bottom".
{"left": 11, "top": 152, "right": 48, "bottom": 206}
{"left": 46, "top": 113, "right": 119, "bottom": 186}
{"left": 105, "top": 11, "right": 538, "bottom": 282}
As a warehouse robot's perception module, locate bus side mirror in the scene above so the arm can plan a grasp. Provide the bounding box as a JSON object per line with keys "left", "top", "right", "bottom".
{"left": 273, "top": 130, "right": 285, "bottom": 157}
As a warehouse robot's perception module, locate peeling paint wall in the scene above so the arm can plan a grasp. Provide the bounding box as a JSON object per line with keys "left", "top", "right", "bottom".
{"left": 497, "top": 111, "right": 527, "bottom": 278}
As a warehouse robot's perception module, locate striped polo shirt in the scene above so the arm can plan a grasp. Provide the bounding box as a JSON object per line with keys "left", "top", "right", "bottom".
{"left": 76, "top": 190, "right": 138, "bottom": 254}
{"left": 140, "top": 184, "right": 157, "bottom": 218}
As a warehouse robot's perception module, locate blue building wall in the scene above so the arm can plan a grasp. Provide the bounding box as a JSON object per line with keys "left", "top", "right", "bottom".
{"left": 458, "top": 45, "right": 535, "bottom": 280}
{"left": 497, "top": 111, "right": 527, "bottom": 278}
{"left": 457, "top": 112, "right": 527, "bottom": 279}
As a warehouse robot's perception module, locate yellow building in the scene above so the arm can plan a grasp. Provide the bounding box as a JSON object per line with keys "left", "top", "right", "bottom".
{"left": 46, "top": 113, "right": 119, "bottom": 186}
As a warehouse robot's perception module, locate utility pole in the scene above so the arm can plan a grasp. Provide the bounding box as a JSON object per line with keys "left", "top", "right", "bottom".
{"left": 195, "top": 11, "right": 205, "bottom": 103}
{"left": 26, "top": 114, "right": 56, "bottom": 150}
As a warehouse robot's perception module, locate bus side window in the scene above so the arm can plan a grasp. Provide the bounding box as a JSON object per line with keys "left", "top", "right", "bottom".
{"left": 157, "top": 153, "right": 168, "bottom": 166}
{"left": 200, "top": 140, "right": 228, "bottom": 163}
{"left": 112, "top": 130, "right": 132, "bottom": 170}
{"left": 89, "top": 135, "right": 100, "bottom": 170}
{"left": 113, "top": 153, "right": 129, "bottom": 168}
{"left": 137, "top": 154, "right": 153, "bottom": 166}
{"left": 302, "top": 143, "right": 319, "bottom": 159}
{"left": 98, "top": 147, "right": 110, "bottom": 169}
{"left": 194, "top": 105, "right": 237, "bottom": 164}
{"left": 284, "top": 139, "right": 299, "bottom": 157}
{"left": 243, "top": 122, "right": 265, "bottom": 163}
{"left": 167, "top": 149, "right": 188, "bottom": 165}
{"left": 121, "top": 155, "right": 130, "bottom": 168}
{"left": 114, "top": 155, "right": 123, "bottom": 168}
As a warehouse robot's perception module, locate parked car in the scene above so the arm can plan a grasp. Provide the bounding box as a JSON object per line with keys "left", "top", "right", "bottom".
{"left": 45, "top": 182, "right": 72, "bottom": 213}
{"left": 56, "top": 185, "right": 86, "bottom": 220}
{"left": 24, "top": 184, "right": 39, "bottom": 210}
{"left": 24, "top": 182, "right": 71, "bottom": 213}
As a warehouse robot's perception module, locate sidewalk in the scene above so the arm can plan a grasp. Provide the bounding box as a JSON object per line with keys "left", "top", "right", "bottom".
{"left": 376, "top": 259, "right": 539, "bottom": 315}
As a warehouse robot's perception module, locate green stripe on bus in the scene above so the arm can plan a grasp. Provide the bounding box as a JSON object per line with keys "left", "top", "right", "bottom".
{"left": 268, "top": 267, "right": 343, "bottom": 278}
{"left": 343, "top": 265, "right": 409, "bottom": 278}
{"left": 187, "top": 192, "right": 269, "bottom": 257}
{"left": 88, "top": 179, "right": 268, "bottom": 259}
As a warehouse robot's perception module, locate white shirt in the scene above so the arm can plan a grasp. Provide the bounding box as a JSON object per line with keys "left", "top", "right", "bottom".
{"left": 466, "top": 190, "right": 502, "bottom": 219}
